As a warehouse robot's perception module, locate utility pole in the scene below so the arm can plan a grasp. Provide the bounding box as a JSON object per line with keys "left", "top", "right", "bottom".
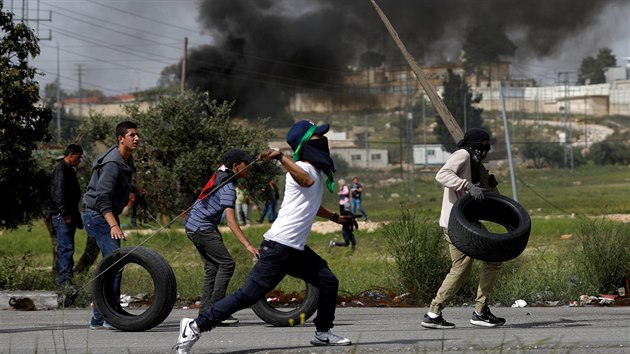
{"left": 558, "top": 72, "right": 575, "bottom": 169}
{"left": 181, "top": 37, "right": 188, "bottom": 94}
{"left": 14, "top": 0, "right": 52, "bottom": 40}
{"left": 56, "top": 41, "right": 61, "bottom": 143}
{"left": 77, "top": 64, "right": 84, "bottom": 121}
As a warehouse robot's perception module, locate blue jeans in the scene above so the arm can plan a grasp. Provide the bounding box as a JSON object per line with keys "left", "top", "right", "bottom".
{"left": 52, "top": 214, "right": 77, "bottom": 286}
{"left": 82, "top": 209, "right": 122, "bottom": 323}
{"left": 186, "top": 228, "right": 235, "bottom": 314}
{"left": 195, "top": 240, "right": 339, "bottom": 333}
{"left": 258, "top": 200, "right": 277, "bottom": 223}
{"left": 351, "top": 199, "right": 368, "bottom": 219}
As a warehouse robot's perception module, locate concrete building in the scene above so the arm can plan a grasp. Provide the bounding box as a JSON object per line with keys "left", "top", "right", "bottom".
{"left": 413, "top": 144, "right": 452, "bottom": 166}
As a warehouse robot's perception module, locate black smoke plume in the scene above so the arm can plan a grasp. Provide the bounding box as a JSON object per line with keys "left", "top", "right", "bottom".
{"left": 185, "top": 0, "right": 625, "bottom": 120}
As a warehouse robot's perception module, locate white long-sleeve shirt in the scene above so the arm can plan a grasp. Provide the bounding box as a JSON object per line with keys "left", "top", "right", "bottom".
{"left": 435, "top": 149, "right": 472, "bottom": 229}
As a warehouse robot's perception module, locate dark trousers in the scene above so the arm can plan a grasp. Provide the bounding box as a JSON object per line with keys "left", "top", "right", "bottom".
{"left": 52, "top": 214, "right": 77, "bottom": 286}
{"left": 186, "top": 228, "right": 236, "bottom": 314}
{"left": 195, "top": 240, "right": 339, "bottom": 333}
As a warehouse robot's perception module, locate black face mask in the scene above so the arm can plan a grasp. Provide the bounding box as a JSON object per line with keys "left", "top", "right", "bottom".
{"left": 471, "top": 143, "right": 491, "bottom": 162}
{"left": 300, "top": 138, "right": 336, "bottom": 174}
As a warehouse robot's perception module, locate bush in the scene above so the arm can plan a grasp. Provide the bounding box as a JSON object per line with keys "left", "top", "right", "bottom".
{"left": 586, "top": 141, "right": 630, "bottom": 165}
{"left": 0, "top": 253, "right": 54, "bottom": 290}
{"left": 571, "top": 218, "right": 630, "bottom": 294}
{"left": 383, "top": 208, "right": 450, "bottom": 303}
{"left": 493, "top": 249, "right": 579, "bottom": 306}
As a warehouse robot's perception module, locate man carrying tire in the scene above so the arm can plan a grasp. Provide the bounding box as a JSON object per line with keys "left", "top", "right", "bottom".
{"left": 174, "top": 120, "right": 357, "bottom": 354}
{"left": 421, "top": 128, "right": 505, "bottom": 330}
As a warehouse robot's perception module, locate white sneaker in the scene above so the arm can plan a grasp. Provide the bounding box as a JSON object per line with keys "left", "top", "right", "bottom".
{"left": 310, "top": 330, "right": 352, "bottom": 346}
{"left": 174, "top": 318, "right": 200, "bottom": 354}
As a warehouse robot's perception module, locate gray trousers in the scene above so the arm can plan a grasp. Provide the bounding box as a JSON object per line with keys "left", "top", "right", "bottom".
{"left": 186, "top": 228, "right": 236, "bottom": 314}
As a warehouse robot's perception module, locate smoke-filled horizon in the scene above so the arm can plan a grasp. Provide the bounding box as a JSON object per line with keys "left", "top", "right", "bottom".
{"left": 186, "top": 0, "right": 628, "bottom": 118}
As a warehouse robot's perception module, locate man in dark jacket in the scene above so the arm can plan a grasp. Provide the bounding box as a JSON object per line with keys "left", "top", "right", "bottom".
{"left": 50, "top": 144, "right": 83, "bottom": 289}
{"left": 82, "top": 121, "right": 139, "bottom": 330}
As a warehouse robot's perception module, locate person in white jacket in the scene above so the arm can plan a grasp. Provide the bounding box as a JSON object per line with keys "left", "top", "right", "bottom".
{"left": 421, "top": 128, "right": 505, "bottom": 330}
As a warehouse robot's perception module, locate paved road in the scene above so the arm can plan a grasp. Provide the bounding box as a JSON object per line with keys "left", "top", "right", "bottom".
{"left": 1, "top": 306, "right": 629, "bottom": 353}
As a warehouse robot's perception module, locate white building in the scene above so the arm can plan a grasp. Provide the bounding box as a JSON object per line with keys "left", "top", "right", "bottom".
{"left": 413, "top": 144, "right": 451, "bottom": 166}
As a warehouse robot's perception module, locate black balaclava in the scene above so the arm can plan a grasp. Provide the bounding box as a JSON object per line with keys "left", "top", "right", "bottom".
{"left": 300, "top": 137, "right": 336, "bottom": 185}
{"left": 456, "top": 128, "right": 491, "bottom": 184}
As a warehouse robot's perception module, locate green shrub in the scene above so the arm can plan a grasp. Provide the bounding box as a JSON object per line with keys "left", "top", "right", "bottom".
{"left": 0, "top": 253, "right": 55, "bottom": 290}
{"left": 493, "top": 249, "right": 579, "bottom": 305}
{"left": 383, "top": 208, "right": 450, "bottom": 303}
{"left": 571, "top": 218, "right": 630, "bottom": 294}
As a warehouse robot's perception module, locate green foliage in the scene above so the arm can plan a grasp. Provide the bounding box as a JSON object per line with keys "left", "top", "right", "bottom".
{"left": 434, "top": 68, "right": 486, "bottom": 152}
{"left": 572, "top": 219, "right": 630, "bottom": 294}
{"left": 577, "top": 47, "right": 616, "bottom": 85}
{"left": 521, "top": 142, "right": 586, "bottom": 168}
{"left": 585, "top": 140, "right": 630, "bottom": 165}
{"left": 0, "top": 4, "right": 53, "bottom": 229}
{"left": 493, "top": 250, "right": 580, "bottom": 305}
{"left": 382, "top": 208, "right": 450, "bottom": 303}
{"left": 77, "top": 90, "right": 278, "bottom": 218}
{"left": 0, "top": 253, "right": 54, "bottom": 290}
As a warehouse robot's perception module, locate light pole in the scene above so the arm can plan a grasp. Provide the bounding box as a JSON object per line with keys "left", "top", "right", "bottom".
{"left": 56, "top": 40, "right": 61, "bottom": 143}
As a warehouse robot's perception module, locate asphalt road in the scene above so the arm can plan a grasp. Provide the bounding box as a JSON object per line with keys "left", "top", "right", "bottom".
{"left": 1, "top": 306, "right": 629, "bottom": 353}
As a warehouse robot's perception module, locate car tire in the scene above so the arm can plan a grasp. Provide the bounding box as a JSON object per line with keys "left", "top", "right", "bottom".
{"left": 92, "top": 246, "right": 177, "bottom": 331}
{"left": 251, "top": 279, "right": 319, "bottom": 327}
{"left": 448, "top": 192, "right": 531, "bottom": 262}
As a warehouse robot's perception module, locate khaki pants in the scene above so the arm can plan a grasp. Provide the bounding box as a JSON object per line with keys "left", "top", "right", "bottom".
{"left": 429, "top": 231, "right": 502, "bottom": 314}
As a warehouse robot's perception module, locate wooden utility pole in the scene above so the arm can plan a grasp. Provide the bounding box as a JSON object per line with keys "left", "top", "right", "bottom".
{"left": 370, "top": 0, "right": 463, "bottom": 143}
{"left": 181, "top": 37, "right": 188, "bottom": 94}
{"left": 371, "top": 0, "right": 498, "bottom": 192}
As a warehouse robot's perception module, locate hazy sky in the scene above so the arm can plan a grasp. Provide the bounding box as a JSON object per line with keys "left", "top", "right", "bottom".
{"left": 9, "top": 0, "right": 630, "bottom": 97}
{"left": 14, "top": 0, "right": 209, "bottom": 96}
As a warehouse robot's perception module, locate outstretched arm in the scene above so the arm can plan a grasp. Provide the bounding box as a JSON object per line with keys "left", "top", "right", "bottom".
{"left": 259, "top": 149, "right": 314, "bottom": 187}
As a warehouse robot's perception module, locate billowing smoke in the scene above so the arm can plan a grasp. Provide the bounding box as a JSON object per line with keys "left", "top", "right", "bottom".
{"left": 185, "top": 0, "right": 626, "bottom": 119}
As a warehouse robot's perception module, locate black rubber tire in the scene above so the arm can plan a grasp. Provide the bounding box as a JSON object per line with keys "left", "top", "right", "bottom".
{"left": 92, "top": 246, "right": 177, "bottom": 331}
{"left": 448, "top": 192, "right": 531, "bottom": 262}
{"left": 251, "top": 279, "right": 319, "bottom": 327}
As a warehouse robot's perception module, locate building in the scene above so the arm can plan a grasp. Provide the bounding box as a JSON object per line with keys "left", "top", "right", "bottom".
{"left": 413, "top": 144, "right": 451, "bottom": 166}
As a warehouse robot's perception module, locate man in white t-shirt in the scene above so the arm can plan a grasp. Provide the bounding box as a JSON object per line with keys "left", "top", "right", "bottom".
{"left": 174, "top": 120, "right": 358, "bottom": 354}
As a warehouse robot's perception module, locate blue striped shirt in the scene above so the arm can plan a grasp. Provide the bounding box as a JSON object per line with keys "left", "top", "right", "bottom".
{"left": 185, "top": 181, "right": 236, "bottom": 232}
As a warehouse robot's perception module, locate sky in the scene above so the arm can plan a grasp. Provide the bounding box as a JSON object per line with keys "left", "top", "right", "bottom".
{"left": 8, "top": 0, "right": 630, "bottom": 98}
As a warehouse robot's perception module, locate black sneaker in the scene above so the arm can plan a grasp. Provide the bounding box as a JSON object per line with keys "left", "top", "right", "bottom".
{"left": 470, "top": 307, "right": 506, "bottom": 327}
{"left": 421, "top": 313, "right": 455, "bottom": 329}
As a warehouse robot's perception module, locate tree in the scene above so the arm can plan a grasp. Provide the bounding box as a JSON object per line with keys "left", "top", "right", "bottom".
{"left": 0, "top": 4, "right": 52, "bottom": 229}
{"left": 578, "top": 47, "right": 617, "bottom": 85}
{"left": 433, "top": 68, "right": 486, "bottom": 152}
{"left": 76, "top": 90, "right": 278, "bottom": 221}
{"left": 461, "top": 23, "right": 517, "bottom": 87}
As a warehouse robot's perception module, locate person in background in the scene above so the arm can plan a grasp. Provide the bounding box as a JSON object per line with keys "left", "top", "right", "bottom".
{"left": 257, "top": 178, "right": 278, "bottom": 223}
{"left": 329, "top": 209, "right": 357, "bottom": 252}
{"left": 185, "top": 149, "right": 260, "bottom": 326}
{"left": 174, "top": 120, "right": 357, "bottom": 354}
{"left": 350, "top": 176, "right": 368, "bottom": 221}
{"left": 337, "top": 178, "right": 350, "bottom": 213}
{"left": 421, "top": 128, "right": 504, "bottom": 330}
{"left": 235, "top": 185, "right": 250, "bottom": 226}
{"left": 82, "top": 121, "right": 140, "bottom": 330}
{"left": 50, "top": 144, "right": 84, "bottom": 292}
